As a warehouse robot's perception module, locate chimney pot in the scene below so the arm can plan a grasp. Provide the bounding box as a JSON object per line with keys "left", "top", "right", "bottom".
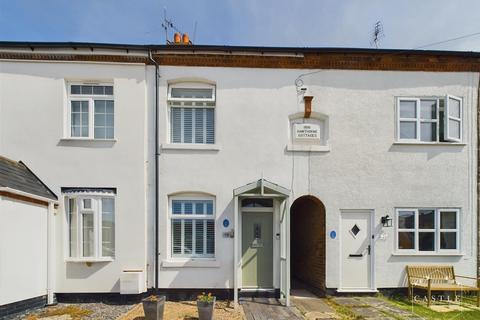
{"left": 174, "top": 32, "right": 181, "bottom": 43}
{"left": 182, "top": 33, "right": 190, "bottom": 44}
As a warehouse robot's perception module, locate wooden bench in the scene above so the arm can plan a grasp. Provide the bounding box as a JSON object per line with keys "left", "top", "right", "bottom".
{"left": 406, "top": 265, "right": 480, "bottom": 307}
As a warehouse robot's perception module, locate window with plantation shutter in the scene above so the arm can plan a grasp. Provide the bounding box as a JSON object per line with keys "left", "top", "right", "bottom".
{"left": 168, "top": 84, "right": 215, "bottom": 144}
{"left": 170, "top": 197, "right": 215, "bottom": 258}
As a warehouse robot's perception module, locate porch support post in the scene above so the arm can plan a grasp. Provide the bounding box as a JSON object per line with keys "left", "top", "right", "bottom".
{"left": 233, "top": 195, "right": 239, "bottom": 308}
{"left": 46, "top": 202, "right": 55, "bottom": 305}
{"left": 285, "top": 198, "right": 291, "bottom": 306}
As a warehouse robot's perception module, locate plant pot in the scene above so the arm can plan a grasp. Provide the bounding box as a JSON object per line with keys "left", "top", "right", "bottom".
{"left": 197, "top": 297, "right": 216, "bottom": 320}
{"left": 142, "top": 295, "right": 166, "bottom": 320}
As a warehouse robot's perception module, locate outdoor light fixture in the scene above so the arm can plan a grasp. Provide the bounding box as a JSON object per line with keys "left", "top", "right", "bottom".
{"left": 381, "top": 215, "right": 393, "bottom": 227}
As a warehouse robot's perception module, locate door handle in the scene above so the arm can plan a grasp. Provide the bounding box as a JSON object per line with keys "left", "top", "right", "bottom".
{"left": 349, "top": 254, "right": 363, "bottom": 257}
{"left": 367, "top": 245, "right": 371, "bottom": 255}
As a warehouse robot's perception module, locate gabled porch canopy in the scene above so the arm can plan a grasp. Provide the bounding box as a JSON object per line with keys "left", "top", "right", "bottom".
{"left": 233, "top": 178, "right": 290, "bottom": 197}
{"left": 233, "top": 178, "right": 291, "bottom": 308}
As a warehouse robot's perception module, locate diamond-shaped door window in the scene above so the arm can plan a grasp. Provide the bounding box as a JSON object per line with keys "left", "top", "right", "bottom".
{"left": 351, "top": 224, "right": 360, "bottom": 237}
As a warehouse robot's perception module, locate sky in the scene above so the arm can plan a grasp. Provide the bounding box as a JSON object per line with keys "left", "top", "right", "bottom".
{"left": 1, "top": 0, "right": 480, "bottom": 51}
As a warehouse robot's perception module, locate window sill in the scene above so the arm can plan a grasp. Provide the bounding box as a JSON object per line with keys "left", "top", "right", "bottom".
{"left": 161, "top": 259, "right": 220, "bottom": 268}
{"left": 60, "top": 138, "right": 117, "bottom": 142}
{"left": 391, "top": 252, "right": 464, "bottom": 257}
{"left": 65, "top": 257, "right": 115, "bottom": 263}
{"left": 286, "top": 144, "right": 330, "bottom": 152}
{"left": 161, "top": 143, "right": 221, "bottom": 151}
{"left": 393, "top": 141, "right": 466, "bottom": 146}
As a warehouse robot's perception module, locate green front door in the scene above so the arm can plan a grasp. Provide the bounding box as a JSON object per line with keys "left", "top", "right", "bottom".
{"left": 242, "top": 212, "right": 273, "bottom": 288}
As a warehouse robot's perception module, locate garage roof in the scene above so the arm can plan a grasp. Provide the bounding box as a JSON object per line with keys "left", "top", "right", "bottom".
{"left": 0, "top": 156, "right": 57, "bottom": 201}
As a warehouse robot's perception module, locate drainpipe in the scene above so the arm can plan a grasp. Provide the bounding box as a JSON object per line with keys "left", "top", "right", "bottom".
{"left": 46, "top": 202, "right": 55, "bottom": 305}
{"left": 148, "top": 50, "right": 160, "bottom": 292}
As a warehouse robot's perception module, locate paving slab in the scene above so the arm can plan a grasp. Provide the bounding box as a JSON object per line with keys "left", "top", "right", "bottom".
{"left": 291, "top": 290, "right": 338, "bottom": 320}
{"left": 240, "top": 297, "right": 302, "bottom": 320}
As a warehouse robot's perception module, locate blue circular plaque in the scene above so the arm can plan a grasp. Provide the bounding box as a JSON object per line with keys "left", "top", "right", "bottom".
{"left": 330, "top": 230, "right": 337, "bottom": 239}
{"left": 223, "top": 219, "right": 230, "bottom": 228}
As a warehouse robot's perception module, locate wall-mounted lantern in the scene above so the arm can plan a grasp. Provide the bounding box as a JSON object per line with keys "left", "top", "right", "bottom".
{"left": 381, "top": 215, "right": 393, "bottom": 227}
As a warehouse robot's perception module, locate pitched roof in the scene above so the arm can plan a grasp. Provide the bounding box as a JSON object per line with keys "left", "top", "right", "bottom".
{"left": 0, "top": 156, "right": 57, "bottom": 201}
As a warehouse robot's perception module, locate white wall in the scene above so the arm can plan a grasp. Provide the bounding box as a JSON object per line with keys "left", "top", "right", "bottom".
{"left": 0, "top": 61, "right": 151, "bottom": 293}
{"left": 0, "top": 196, "right": 48, "bottom": 305}
{"left": 157, "top": 67, "right": 477, "bottom": 289}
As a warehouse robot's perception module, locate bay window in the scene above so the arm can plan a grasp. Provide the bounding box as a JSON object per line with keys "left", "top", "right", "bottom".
{"left": 170, "top": 196, "right": 215, "bottom": 258}
{"left": 68, "top": 83, "right": 114, "bottom": 139}
{"left": 397, "top": 96, "right": 462, "bottom": 143}
{"left": 396, "top": 208, "right": 459, "bottom": 253}
{"left": 65, "top": 190, "right": 115, "bottom": 260}
{"left": 168, "top": 84, "right": 215, "bottom": 144}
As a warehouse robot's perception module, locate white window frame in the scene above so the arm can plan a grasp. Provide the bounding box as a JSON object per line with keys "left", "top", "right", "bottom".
{"left": 65, "top": 193, "right": 116, "bottom": 261}
{"left": 167, "top": 83, "right": 216, "bottom": 145}
{"left": 445, "top": 95, "right": 463, "bottom": 142}
{"left": 168, "top": 195, "right": 216, "bottom": 259}
{"left": 395, "top": 208, "right": 460, "bottom": 254}
{"left": 67, "top": 83, "right": 115, "bottom": 140}
{"left": 396, "top": 96, "right": 462, "bottom": 143}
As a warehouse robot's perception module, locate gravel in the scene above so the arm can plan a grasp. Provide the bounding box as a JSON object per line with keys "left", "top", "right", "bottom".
{"left": 9, "top": 302, "right": 137, "bottom": 320}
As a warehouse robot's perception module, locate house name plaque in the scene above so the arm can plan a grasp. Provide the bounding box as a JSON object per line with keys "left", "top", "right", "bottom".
{"left": 294, "top": 123, "right": 321, "bottom": 141}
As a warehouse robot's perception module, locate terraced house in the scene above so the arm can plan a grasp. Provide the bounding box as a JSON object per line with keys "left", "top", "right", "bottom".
{"left": 0, "top": 41, "right": 478, "bottom": 316}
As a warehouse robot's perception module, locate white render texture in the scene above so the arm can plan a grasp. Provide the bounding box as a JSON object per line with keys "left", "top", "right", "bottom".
{"left": 0, "top": 61, "right": 151, "bottom": 293}
{"left": 157, "top": 67, "right": 478, "bottom": 290}
{"left": 0, "top": 58, "right": 477, "bottom": 294}
{"left": 0, "top": 196, "right": 48, "bottom": 305}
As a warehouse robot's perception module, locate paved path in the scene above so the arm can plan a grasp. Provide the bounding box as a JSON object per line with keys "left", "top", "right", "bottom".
{"left": 240, "top": 297, "right": 302, "bottom": 320}
{"left": 291, "top": 289, "right": 338, "bottom": 319}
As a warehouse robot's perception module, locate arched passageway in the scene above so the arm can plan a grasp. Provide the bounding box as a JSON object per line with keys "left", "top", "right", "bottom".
{"left": 290, "top": 195, "right": 326, "bottom": 295}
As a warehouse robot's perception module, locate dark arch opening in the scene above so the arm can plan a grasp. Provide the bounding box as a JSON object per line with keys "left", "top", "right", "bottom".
{"left": 290, "top": 195, "right": 326, "bottom": 296}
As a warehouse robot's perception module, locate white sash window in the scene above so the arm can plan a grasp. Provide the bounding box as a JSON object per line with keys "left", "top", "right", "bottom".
{"left": 68, "top": 83, "right": 114, "bottom": 140}
{"left": 168, "top": 84, "right": 215, "bottom": 144}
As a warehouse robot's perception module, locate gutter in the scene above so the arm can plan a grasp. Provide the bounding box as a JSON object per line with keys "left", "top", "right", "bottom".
{"left": 147, "top": 50, "right": 160, "bottom": 292}
{"left": 0, "top": 187, "right": 58, "bottom": 204}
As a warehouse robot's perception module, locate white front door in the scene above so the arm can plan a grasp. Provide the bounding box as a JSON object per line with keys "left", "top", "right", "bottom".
{"left": 340, "top": 210, "right": 374, "bottom": 291}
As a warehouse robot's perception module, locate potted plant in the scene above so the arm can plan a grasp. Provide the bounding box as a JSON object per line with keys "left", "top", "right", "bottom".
{"left": 142, "top": 295, "right": 166, "bottom": 320}
{"left": 197, "top": 292, "right": 216, "bottom": 320}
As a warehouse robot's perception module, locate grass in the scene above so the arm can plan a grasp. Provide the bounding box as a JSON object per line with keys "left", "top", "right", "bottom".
{"left": 383, "top": 294, "right": 480, "bottom": 320}
{"left": 25, "top": 305, "right": 92, "bottom": 320}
